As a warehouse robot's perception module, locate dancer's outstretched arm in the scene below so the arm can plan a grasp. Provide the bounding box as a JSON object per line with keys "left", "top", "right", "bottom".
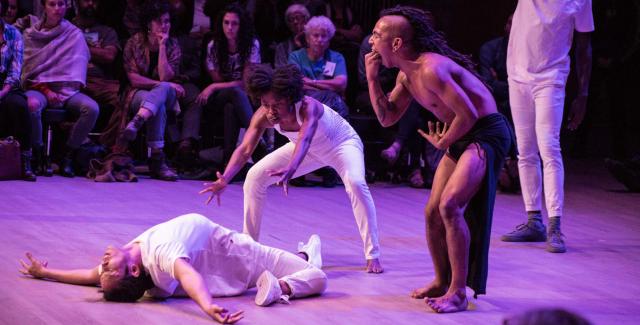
{"left": 19, "top": 252, "right": 99, "bottom": 286}
{"left": 200, "top": 109, "right": 269, "bottom": 205}
{"left": 173, "top": 258, "right": 244, "bottom": 324}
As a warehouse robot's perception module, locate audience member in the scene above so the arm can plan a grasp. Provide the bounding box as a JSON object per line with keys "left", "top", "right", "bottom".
{"left": 503, "top": 307, "right": 592, "bottom": 325}
{"left": 605, "top": 154, "right": 640, "bottom": 192}
{"left": 121, "top": 0, "right": 181, "bottom": 181}
{"left": 71, "top": 0, "right": 123, "bottom": 150}
{"left": 1, "top": 0, "right": 19, "bottom": 24}
{"left": 197, "top": 3, "right": 260, "bottom": 163}
{"left": 288, "top": 15, "right": 349, "bottom": 118}
{"left": 274, "top": 3, "right": 309, "bottom": 68}
{"left": 0, "top": 0, "right": 35, "bottom": 181}
{"left": 21, "top": 0, "right": 99, "bottom": 178}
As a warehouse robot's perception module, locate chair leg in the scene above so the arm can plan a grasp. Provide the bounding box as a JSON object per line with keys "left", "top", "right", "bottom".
{"left": 44, "top": 124, "right": 53, "bottom": 176}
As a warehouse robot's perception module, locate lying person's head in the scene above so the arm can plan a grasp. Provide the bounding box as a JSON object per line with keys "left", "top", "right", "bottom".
{"left": 99, "top": 246, "right": 154, "bottom": 302}
{"left": 245, "top": 64, "right": 304, "bottom": 123}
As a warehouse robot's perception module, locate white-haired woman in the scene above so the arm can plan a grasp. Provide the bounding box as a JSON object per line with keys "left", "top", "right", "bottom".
{"left": 287, "top": 15, "right": 348, "bottom": 118}
{"left": 274, "top": 4, "right": 309, "bottom": 68}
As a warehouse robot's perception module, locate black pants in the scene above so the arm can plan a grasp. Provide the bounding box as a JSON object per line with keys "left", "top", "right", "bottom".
{"left": 0, "top": 90, "right": 31, "bottom": 151}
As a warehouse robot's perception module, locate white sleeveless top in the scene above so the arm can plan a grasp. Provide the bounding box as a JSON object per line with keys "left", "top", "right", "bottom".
{"left": 273, "top": 101, "right": 360, "bottom": 151}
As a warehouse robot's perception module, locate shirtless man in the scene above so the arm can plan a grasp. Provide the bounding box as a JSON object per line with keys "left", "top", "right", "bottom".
{"left": 366, "top": 6, "right": 514, "bottom": 312}
{"left": 199, "top": 64, "right": 383, "bottom": 273}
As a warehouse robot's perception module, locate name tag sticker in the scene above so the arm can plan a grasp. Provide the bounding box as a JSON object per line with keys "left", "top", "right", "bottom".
{"left": 323, "top": 61, "right": 336, "bottom": 77}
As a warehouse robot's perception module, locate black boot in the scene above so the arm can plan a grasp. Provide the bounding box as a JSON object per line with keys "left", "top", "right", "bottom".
{"left": 20, "top": 150, "right": 37, "bottom": 182}
{"left": 149, "top": 151, "right": 178, "bottom": 181}
{"left": 122, "top": 114, "right": 146, "bottom": 141}
{"left": 60, "top": 147, "right": 76, "bottom": 178}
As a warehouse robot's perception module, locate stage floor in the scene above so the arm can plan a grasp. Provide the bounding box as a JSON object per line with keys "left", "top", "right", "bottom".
{"left": 1, "top": 159, "right": 638, "bottom": 324}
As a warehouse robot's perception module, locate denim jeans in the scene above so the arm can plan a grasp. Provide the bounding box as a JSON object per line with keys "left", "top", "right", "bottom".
{"left": 27, "top": 90, "right": 99, "bottom": 149}
{"left": 130, "top": 82, "right": 177, "bottom": 149}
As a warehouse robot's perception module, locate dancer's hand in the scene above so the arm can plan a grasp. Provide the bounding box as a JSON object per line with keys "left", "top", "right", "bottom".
{"left": 418, "top": 121, "right": 449, "bottom": 150}
{"left": 199, "top": 172, "right": 227, "bottom": 206}
{"left": 19, "top": 252, "right": 48, "bottom": 278}
{"left": 567, "top": 94, "right": 587, "bottom": 130}
{"left": 205, "top": 304, "right": 244, "bottom": 324}
{"left": 364, "top": 50, "right": 382, "bottom": 81}
{"left": 267, "top": 167, "right": 296, "bottom": 196}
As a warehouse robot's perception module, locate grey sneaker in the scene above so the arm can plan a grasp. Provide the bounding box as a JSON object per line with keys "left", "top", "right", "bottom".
{"left": 546, "top": 229, "right": 566, "bottom": 253}
{"left": 501, "top": 222, "right": 547, "bottom": 242}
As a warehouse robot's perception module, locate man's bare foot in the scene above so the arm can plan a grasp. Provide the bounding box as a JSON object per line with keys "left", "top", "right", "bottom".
{"left": 381, "top": 142, "right": 401, "bottom": 165}
{"left": 366, "top": 258, "right": 383, "bottom": 273}
{"left": 410, "top": 280, "right": 448, "bottom": 299}
{"left": 425, "top": 288, "right": 468, "bottom": 313}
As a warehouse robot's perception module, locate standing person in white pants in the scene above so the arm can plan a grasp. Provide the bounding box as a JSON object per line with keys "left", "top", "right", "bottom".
{"left": 502, "top": 0, "right": 594, "bottom": 253}
{"left": 199, "top": 64, "right": 383, "bottom": 273}
{"left": 19, "top": 213, "right": 327, "bottom": 324}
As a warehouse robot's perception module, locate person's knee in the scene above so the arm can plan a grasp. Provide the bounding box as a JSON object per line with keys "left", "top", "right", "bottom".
{"left": 424, "top": 203, "right": 442, "bottom": 226}
{"left": 156, "top": 81, "right": 173, "bottom": 93}
{"left": 243, "top": 167, "right": 268, "bottom": 192}
{"left": 27, "top": 96, "right": 44, "bottom": 114}
{"left": 83, "top": 100, "right": 100, "bottom": 119}
{"left": 343, "top": 174, "right": 367, "bottom": 192}
{"left": 438, "top": 192, "right": 464, "bottom": 222}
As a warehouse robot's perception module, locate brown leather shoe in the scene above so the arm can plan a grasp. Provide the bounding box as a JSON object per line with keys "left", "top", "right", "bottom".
{"left": 149, "top": 151, "right": 177, "bottom": 181}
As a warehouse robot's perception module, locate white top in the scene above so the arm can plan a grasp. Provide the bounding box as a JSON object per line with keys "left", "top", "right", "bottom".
{"left": 273, "top": 101, "right": 360, "bottom": 152}
{"left": 130, "top": 213, "right": 260, "bottom": 298}
{"left": 507, "top": 0, "right": 594, "bottom": 85}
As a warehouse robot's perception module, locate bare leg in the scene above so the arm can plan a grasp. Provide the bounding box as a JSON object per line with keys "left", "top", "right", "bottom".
{"left": 411, "top": 154, "right": 457, "bottom": 298}
{"left": 426, "top": 145, "right": 486, "bottom": 313}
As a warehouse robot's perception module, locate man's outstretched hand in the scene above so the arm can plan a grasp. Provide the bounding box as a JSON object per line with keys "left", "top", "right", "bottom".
{"left": 206, "top": 304, "right": 244, "bottom": 324}
{"left": 19, "top": 252, "right": 48, "bottom": 278}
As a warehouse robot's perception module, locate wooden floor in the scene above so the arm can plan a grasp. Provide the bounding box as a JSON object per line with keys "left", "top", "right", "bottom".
{"left": 0, "top": 159, "right": 638, "bottom": 325}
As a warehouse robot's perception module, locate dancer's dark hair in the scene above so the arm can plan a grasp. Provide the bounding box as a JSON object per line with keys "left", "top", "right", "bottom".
{"left": 245, "top": 64, "right": 304, "bottom": 104}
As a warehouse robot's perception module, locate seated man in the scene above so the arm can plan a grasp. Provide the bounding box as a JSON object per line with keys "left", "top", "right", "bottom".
{"left": 19, "top": 213, "right": 327, "bottom": 324}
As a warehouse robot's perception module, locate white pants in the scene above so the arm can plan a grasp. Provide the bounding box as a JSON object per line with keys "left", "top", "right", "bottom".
{"left": 252, "top": 244, "right": 327, "bottom": 298}
{"left": 243, "top": 138, "right": 381, "bottom": 259}
{"left": 509, "top": 80, "right": 565, "bottom": 217}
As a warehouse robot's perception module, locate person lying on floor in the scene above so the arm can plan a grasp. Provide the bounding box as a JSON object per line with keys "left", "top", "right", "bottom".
{"left": 18, "top": 213, "right": 326, "bottom": 324}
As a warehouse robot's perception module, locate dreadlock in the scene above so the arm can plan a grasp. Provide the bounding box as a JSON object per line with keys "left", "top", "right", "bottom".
{"left": 380, "top": 6, "right": 481, "bottom": 79}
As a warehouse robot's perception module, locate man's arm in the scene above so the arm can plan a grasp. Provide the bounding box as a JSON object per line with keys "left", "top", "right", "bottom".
{"left": 367, "top": 71, "right": 413, "bottom": 127}
{"left": 89, "top": 45, "right": 118, "bottom": 64}
{"left": 19, "top": 252, "right": 100, "bottom": 286}
{"left": 567, "top": 31, "right": 592, "bottom": 130}
{"left": 173, "top": 258, "right": 244, "bottom": 324}
{"left": 425, "top": 64, "right": 479, "bottom": 149}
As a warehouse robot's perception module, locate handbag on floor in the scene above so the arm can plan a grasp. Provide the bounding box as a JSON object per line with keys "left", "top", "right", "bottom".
{"left": 0, "top": 137, "right": 22, "bottom": 180}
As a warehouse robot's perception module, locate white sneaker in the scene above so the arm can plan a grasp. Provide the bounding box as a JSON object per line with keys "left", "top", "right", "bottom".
{"left": 255, "top": 270, "right": 284, "bottom": 306}
{"left": 297, "top": 234, "right": 322, "bottom": 269}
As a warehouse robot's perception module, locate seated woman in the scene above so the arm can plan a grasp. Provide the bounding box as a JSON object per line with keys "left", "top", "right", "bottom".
{"left": 0, "top": 0, "right": 34, "bottom": 181}
{"left": 121, "top": 0, "right": 183, "bottom": 181}
{"left": 196, "top": 3, "right": 260, "bottom": 163}
{"left": 22, "top": 0, "right": 99, "bottom": 178}
{"left": 288, "top": 15, "right": 349, "bottom": 118}
{"left": 274, "top": 3, "right": 309, "bottom": 68}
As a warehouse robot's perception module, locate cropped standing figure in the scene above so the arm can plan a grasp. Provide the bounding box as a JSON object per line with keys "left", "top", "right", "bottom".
{"left": 501, "top": 0, "right": 594, "bottom": 254}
